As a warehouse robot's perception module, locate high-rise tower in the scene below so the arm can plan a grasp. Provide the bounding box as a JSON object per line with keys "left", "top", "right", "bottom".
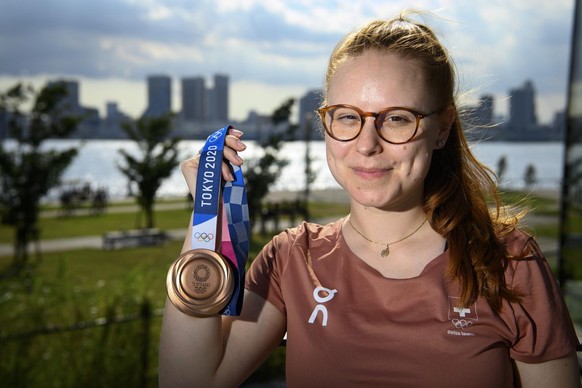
{"left": 144, "top": 75, "right": 171, "bottom": 118}
{"left": 509, "top": 80, "right": 537, "bottom": 130}
{"left": 181, "top": 77, "right": 206, "bottom": 121}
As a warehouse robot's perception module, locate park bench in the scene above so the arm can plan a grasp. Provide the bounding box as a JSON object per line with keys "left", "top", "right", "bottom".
{"left": 102, "top": 228, "right": 168, "bottom": 250}
{"left": 259, "top": 199, "right": 308, "bottom": 234}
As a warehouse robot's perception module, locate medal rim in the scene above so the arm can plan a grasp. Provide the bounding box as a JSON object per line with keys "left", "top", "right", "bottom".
{"left": 166, "top": 248, "right": 235, "bottom": 316}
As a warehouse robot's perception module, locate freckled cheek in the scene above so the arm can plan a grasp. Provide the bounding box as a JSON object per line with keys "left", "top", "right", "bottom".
{"left": 325, "top": 142, "right": 349, "bottom": 183}
{"left": 409, "top": 153, "right": 433, "bottom": 179}
{"left": 325, "top": 144, "right": 337, "bottom": 170}
{"left": 326, "top": 141, "right": 348, "bottom": 162}
{"left": 397, "top": 147, "right": 431, "bottom": 176}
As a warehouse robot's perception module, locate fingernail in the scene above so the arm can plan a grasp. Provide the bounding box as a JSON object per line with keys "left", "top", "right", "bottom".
{"left": 236, "top": 139, "right": 246, "bottom": 150}
{"left": 231, "top": 129, "right": 243, "bottom": 136}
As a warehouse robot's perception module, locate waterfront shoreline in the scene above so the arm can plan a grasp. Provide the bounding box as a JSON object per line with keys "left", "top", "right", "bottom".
{"left": 0, "top": 187, "right": 561, "bottom": 258}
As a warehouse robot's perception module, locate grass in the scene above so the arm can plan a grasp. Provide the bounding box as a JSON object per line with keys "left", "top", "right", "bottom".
{"left": 0, "top": 242, "right": 175, "bottom": 387}
{"left": 0, "top": 233, "right": 281, "bottom": 387}
{"left": 499, "top": 190, "right": 559, "bottom": 213}
{"left": 0, "top": 200, "right": 351, "bottom": 244}
{"left": 0, "top": 197, "right": 347, "bottom": 387}
{"left": 0, "top": 190, "right": 557, "bottom": 244}
{"left": 0, "top": 207, "right": 193, "bottom": 244}
{"left": 0, "top": 190, "right": 578, "bottom": 387}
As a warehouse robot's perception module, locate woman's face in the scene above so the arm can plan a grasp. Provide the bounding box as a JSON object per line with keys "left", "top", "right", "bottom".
{"left": 325, "top": 50, "right": 453, "bottom": 212}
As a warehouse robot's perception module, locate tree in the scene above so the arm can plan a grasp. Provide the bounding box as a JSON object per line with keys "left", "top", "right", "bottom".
{"left": 118, "top": 114, "right": 181, "bottom": 229}
{"left": 302, "top": 112, "right": 317, "bottom": 219}
{"left": 244, "top": 98, "right": 298, "bottom": 224}
{"left": 496, "top": 155, "right": 507, "bottom": 185}
{"left": 0, "top": 83, "right": 81, "bottom": 274}
{"left": 524, "top": 164, "right": 537, "bottom": 190}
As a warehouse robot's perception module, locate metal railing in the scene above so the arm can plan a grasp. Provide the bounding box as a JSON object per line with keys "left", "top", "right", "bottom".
{"left": 0, "top": 301, "right": 163, "bottom": 387}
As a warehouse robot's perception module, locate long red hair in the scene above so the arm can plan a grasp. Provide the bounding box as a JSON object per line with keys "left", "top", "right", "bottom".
{"left": 324, "top": 11, "right": 523, "bottom": 311}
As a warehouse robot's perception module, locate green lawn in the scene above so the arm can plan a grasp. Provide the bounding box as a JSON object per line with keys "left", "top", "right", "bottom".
{"left": 0, "top": 200, "right": 351, "bottom": 244}
{"left": 0, "top": 191, "right": 577, "bottom": 387}
{"left": 0, "top": 198, "right": 342, "bottom": 387}
{"left": 0, "top": 233, "right": 279, "bottom": 387}
{"left": 0, "top": 190, "right": 562, "bottom": 243}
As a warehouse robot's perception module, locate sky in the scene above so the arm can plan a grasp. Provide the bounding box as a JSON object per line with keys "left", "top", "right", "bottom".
{"left": 0, "top": 0, "right": 576, "bottom": 124}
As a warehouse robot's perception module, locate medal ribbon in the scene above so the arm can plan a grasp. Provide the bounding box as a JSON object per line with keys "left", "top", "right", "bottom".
{"left": 193, "top": 125, "right": 249, "bottom": 316}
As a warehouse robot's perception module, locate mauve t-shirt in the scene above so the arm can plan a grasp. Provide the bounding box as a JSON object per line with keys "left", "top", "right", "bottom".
{"left": 246, "top": 219, "right": 579, "bottom": 387}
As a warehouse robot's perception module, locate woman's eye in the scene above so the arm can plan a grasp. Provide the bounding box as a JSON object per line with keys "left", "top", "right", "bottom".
{"left": 338, "top": 113, "right": 359, "bottom": 121}
{"left": 385, "top": 114, "right": 411, "bottom": 126}
{"left": 387, "top": 115, "right": 404, "bottom": 122}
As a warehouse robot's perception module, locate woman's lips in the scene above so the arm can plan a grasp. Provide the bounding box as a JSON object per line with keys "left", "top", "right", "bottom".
{"left": 352, "top": 166, "right": 391, "bottom": 179}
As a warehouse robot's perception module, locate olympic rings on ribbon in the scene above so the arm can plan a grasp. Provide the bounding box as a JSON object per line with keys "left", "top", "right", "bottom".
{"left": 194, "top": 232, "right": 214, "bottom": 242}
{"left": 207, "top": 131, "right": 224, "bottom": 143}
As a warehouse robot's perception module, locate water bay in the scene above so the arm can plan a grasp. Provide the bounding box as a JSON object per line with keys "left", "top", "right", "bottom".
{"left": 18, "top": 139, "right": 564, "bottom": 200}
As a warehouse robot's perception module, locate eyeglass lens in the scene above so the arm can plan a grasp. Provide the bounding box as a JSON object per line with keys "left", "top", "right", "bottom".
{"left": 325, "top": 106, "right": 418, "bottom": 143}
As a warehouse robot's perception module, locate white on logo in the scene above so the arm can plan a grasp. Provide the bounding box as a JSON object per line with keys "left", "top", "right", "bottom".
{"left": 453, "top": 306, "right": 471, "bottom": 317}
{"left": 452, "top": 319, "right": 473, "bottom": 329}
{"left": 308, "top": 286, "right": 337, "bottom": 327}
{"left": 207, "top": 131, "right": 223, "bottom": 143}
{"left": 448, "top": 296, "right": 478, "bottom": 332}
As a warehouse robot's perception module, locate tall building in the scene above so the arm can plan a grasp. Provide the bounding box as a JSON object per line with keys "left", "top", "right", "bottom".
{"left": 462, "top": 94, "right": 496, "bottom": 141}
{"left": 49, "top": 79, "right": 79, "bottom": 110}
{"left": 298, "top": 89, "right": 322, "bottom": 140}
{"left": 143, "top": 75, "right": 171, "bottom": 118}
{"left": 509, "top": 80, "right": 537, "bottom": 130}
{"left": 477, "top": 95, "right": 494, "bottom": 126}
{"left": 0, "top": 107, "right": 7, "bottom": 139}
{"left": 48, "top": 79, "right": 100, "bottom": 137}
{"left": 102, "top": 102, "right": 132, "bottom": 138}
{"left": 208, "top": 74, "right": 229, "bottom": 122}
{"left": 181, "top": 77, "right": 206, "bottom": 121}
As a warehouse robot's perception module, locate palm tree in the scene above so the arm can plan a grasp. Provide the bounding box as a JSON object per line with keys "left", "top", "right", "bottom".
{"left": 118, "top": 114, "right": 180, "bottom": 229}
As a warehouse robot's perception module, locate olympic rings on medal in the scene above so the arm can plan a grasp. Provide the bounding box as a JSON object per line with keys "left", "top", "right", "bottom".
{"left": 451, "top": 319, "right": 473, "bottom": 329}
{"left": 194, "top": 232, "right": 214, "bottom": 242}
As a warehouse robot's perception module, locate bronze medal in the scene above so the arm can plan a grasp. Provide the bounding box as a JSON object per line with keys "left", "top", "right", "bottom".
{"left": 166, "top": 248, "right": 234, "bottom": 316}
{"left": 166, "top": 126, "right": 248, "bottom": 317}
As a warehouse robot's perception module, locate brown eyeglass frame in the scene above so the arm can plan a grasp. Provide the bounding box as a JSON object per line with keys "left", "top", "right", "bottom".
{"left": 317, "top": 104, "right": 443, "bottom": 144}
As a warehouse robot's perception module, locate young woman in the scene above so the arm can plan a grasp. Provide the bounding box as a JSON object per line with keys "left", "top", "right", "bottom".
{"left": 160, "top": 12, "right": 580, "bottom": 387}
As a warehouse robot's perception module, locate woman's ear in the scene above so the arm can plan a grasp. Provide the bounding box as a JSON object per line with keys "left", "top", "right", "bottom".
{"left": 435, "top": 104, "right": 455, "bottom": 149}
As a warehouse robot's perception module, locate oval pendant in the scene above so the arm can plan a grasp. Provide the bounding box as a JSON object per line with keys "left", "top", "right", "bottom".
{"left": 381, "top": 246, "right": 389, "bottom": 257}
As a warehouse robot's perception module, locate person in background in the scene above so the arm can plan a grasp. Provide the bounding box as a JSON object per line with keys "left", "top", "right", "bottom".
{"left": 160, "top": 10, "right": 580, "bottom": 387}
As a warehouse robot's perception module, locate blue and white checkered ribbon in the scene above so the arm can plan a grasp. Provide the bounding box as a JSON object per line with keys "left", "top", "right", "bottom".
{"left": 193, "top": 125, "right": 249, "bottom": 316}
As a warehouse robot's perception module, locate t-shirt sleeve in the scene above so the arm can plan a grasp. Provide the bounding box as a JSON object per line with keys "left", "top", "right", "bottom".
{"left": 506, "top": 236, "right": 579, "bottom": 363}
{"left": 245, "top": 231, "right": 288, "bottom": 315}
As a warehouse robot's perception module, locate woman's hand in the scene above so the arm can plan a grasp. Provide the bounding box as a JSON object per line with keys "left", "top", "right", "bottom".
{"left": 180, "top": 128, "right": 246, "bottom": 197}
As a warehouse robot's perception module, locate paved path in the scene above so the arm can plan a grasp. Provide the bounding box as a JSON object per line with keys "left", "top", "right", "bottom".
{"left": 0, "top": 229, "right": 188, "bottom": 256}
{"left": 0, "top": 229, "right": 560, "bottom": 257}
{"left": 0, "top": 189, "right": 560, "bottom": 257}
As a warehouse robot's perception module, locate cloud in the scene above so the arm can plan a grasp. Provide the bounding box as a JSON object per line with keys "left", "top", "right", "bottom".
{"left": 0, "top": 0, "right": 576, "bottom": 122}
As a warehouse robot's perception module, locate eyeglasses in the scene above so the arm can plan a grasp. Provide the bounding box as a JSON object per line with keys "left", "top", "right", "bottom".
{"left": 317, "top": 104, "right": 442, "bottom": 144}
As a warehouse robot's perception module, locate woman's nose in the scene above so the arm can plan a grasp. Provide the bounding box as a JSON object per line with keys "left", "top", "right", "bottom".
{"left": 356, "top": 117, "right": 382, "bottom": 155}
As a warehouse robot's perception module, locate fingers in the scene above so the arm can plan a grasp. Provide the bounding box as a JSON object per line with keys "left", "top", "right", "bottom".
{"left": 181, "top": 128, "right": 247, "bottom": 195}
{"left": 180, "top": 155, "right": 200, "bottom": 196}
{"left": 224, "top": 128, "right": 246, "bottom": 165}
{"left": 222, "top": 128, "right": 246, "bottom": 181}
{"left": 228, "top": 127, "right": 244, "bottom": 140}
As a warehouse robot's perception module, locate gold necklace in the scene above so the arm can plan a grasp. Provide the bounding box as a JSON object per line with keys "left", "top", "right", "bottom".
{"left": 347, "top": 216, "right": 428, "bottom": 257}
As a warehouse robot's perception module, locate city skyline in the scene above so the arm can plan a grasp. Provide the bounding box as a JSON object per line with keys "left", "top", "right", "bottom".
{"left": 0, "top": 1, "right": 575, "bottom": 124}
{"left": 8, "top": 74, "right": 561, "bottom": 143}
{"left": 38, "top": 73, "right": 565, "bottom": 124}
